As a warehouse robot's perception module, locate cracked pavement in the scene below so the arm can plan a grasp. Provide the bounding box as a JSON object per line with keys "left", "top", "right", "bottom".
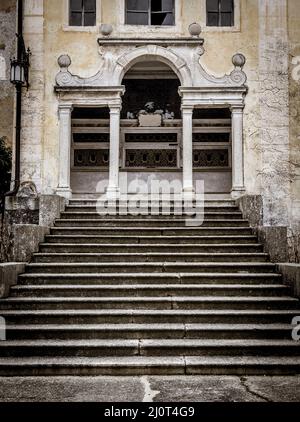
{"left": 0, "top": 376, "right": 300, "bottom": 402}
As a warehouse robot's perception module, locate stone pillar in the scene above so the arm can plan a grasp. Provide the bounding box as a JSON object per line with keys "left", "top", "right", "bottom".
{"left": 107, "top": 105, "right": 121, "bottom": 198}
{"left": 21, "top": 1, "right": 45, "bottom": 192}
{"left": 258, "top": 0, "right": 289, "bottom": 226}
{"left": 182, "top": 106, "right": 194, "bottom": 194}
{"left": 56, "top": 104, "right": 73, "bottom": 199}
{"left": 231, "top": 105, "right": 245, "bottom": 199}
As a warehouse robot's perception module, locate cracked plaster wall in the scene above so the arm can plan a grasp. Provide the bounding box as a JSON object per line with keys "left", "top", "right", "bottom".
{"left": 287, "top": 0, "right": 300, "bottom": 262}
{"left": 257, "top": 0, "right": 290, "bottom": 228}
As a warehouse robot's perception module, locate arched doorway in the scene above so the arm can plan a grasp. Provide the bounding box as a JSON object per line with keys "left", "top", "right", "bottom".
{"left": 120, "top": 60, "right": 182, "bottom": 192}
{"left": 56, "top": 45, "right": 246, "bottom": 199}
{"left": 68, "top": 59, "right": 233, "bottom": 197}
{"left": 118, "top": 59, "right": 232, "bottom": 196}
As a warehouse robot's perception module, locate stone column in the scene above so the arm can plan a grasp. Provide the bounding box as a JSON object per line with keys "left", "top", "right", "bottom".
{"left": 21, "top": 1, "right": 45, "bottom": 193}
{"left": 56, "top": 104, "right": 73, "bottom": 199}
{"left": 182, "top": 106, "right": 194, "bottom": 195}
{"left": 231, "top": 105, "right": 245, "bottom": 199}
{"left": 107, "top": 105, "right": 121, "bottom": 198}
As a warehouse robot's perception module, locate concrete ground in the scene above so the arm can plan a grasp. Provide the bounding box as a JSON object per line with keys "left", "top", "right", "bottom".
{"left": 0, "top": 376, "right": 300, "bottom": 402}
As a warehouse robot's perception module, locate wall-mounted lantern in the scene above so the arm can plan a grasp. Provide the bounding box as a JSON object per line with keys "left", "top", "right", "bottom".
{"left": 10, "top": 35, "right": 30, "bottom": 88}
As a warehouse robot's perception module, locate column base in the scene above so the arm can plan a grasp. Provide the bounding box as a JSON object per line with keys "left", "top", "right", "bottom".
{"left": 231, "top": 187, "right": 246, "bottom": 199}
{"left": 106, "top": 186, "right": 120, "bottom": 200}
{"left": 55, "top": 187, "right": 72, "bottom": 200}
{"left": 182, "top": 187, "right": 195, "bottom": 201}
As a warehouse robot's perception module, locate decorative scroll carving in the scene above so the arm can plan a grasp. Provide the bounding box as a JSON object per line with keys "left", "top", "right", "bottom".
{"left": 125, "top": 149, "right": 177, "bottom": 168}
{"left": 74, "top": 149, "right": 109, "bottom": 167}
{"left": 56, "top": 54, "right": 104, "bottom": 87}
{"left": 196, "top": 53, "right": 247, "bottom": 87}
{"left": 55, "top": 46, "right": 247, "bottom": 89}
{"left": 193, "top": 149, "right": 229, "bottom": 167}
{"left": 193, "top": 133, "right": 230, "bottom": 143}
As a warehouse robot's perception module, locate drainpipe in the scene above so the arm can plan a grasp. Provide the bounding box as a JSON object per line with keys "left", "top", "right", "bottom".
{"left": 4, "top": 0, "right": 23, "bottom": 199}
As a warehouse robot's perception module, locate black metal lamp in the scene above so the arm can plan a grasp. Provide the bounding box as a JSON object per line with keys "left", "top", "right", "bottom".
{"left": 10, "top": 37, "right": 30, "bottom": 88}
{"left": 3, "top": 0, "right": 28, "bottom": 203}
{"left": 10, "top": 58, "right": 25, "bottom": 85}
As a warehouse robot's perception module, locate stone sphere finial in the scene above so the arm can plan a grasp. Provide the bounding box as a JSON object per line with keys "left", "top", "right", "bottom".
{"left": 100, "top": 23, "right": 113, "bottom": 36}
{"left": 188, "top": 22, "right": 202, "bottom": 37}
{"left": 232, "top": 53, "right": 246, "bottom": 68}
{"left": 58, "top": 54, "right": 71, "bottom": 69}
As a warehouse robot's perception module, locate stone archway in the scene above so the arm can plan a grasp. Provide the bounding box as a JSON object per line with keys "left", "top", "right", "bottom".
{"left": 113, "top": 45, "right": 193, "bottom": 87}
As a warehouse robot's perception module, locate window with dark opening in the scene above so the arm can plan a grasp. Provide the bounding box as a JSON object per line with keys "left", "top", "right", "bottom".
{"left": 206, "top": 0, "right": 234, "bottom": 27}
{"left": 125, "top": 0, "right": 175, "bottom": 26}
{"left": 69, "top": 0, "right": 96, "bottom": 26}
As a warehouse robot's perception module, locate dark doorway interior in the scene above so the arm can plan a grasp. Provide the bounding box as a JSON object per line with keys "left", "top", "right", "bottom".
{"left": 72, "top": 107, "right": 110, "bottom": 119}
{"left": 121, "top": 79, "right": 181, "bottom": 119}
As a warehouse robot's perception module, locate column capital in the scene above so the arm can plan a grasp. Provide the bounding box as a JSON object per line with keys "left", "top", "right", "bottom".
{"left": 181, "top": 105, "right": 194, "bottom": 114}
{"left": 58, "top": 104, "right": 73, "bottom": 112}
{"left": 230, "top": 104, "right": 244, "bottom": 113}
{"left": 109, "top": 104, "right": 122, "bottom": 114}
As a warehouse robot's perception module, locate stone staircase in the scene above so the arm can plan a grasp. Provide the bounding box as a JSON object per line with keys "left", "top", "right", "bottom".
{"left": 0, "top": 198, "right": 300, "bottom": 375}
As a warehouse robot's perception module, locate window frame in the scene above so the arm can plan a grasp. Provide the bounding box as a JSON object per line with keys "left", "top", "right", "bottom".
{"left": 203, "top": 0, "right": 240, "bottom": 32}
{"left": 69, "top": 0, "right": 96, "bottom": 27}
{"left": 125, "top": 0, "right": 175, "bottom": 27}
{"left": 63, "top": 0, "right": 101, "bottom": 32}
{"left": 206, "top": 0, "right": 234, "bottom": 27}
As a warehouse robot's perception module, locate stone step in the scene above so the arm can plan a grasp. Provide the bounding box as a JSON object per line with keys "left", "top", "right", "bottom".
{"left": 68, "top": 199, "right": 237, "bottom": 207}
{"left": 40, "top": 243, "right": 263, "bottom": 253}
{"left": 1, "top": 296, "right": 297, "bottom": 311}
{"left": 5, "top": 323, "right": 293, "bottom": 341}
{"left": 25, "top": 262, "right": 277, "bottom": 274}
{"left": 0, "top": 339, "right": 299, "bottom": 358}
{"left": 54, "top": 219, "right": 249, "bottom": 227}
{"left": 60, "top": 211, "right": 244, "bottom": 220}
{"left": 0, "top": 356, "right": 299, "bottom": 376}
{"left": 66, "top": 205, "right": 240, "bottom": 213}
{"left": 12, "top": 284, "right": 289, "bottom": 298}
{"left": 18, "top": 272, "right": 283, "bottom": 286}
{"left": 32, "top": 252, "right": 269, "bottom": 263}
{"left": 46, "top": 234, "right": 257, "bottom": 244}
{"left": 50, "top": 227, "right": 253, "bottom": 236}
{"left": 3, "top": 197, "right": 298, "bottom": 376}
{"left": 0, "top": 309, "right": 297, "bottom": 324}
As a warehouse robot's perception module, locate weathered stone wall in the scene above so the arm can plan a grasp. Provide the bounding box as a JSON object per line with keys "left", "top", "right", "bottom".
{"left": 287, "top": 0, "right": 300, "bottom": 263}
{"left": 258, "top": 0, "right": 290, "bottom": 227}
{"left": 0, "top": 0, "right": 16, "bottom": 148}
{"left": 0, "top": 193, "right": 65, "bottom": 263}
{"left": 0, "top": 208, "right": 39, "bottom": 263}
{"left": 237, "top": 0, "right": 300, "bottom": 263}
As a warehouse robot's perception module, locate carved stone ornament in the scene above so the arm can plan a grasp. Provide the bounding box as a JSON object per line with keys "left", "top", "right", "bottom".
{"left": 55, "top": 54, "right": 104, "bottom": 87}
{"left": 230, "top": 53, "right": 247, "bottom": 85}
{"left": 188, "top": 22, "right": 202, "bottom": 37}
{"left": 195, "top": 53, "right": 247, "bottom": 87}
{"left": 55, "top": 45, "right": 247, "bottom": 88}
{"left": 232, "top": 53, "right": 246, "bottom": 68}
{"left": 100, "top": 24, "right": 113, "bottom": 36}
{"left": 17, "top": 181, "right": 38, "bottom": 198}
